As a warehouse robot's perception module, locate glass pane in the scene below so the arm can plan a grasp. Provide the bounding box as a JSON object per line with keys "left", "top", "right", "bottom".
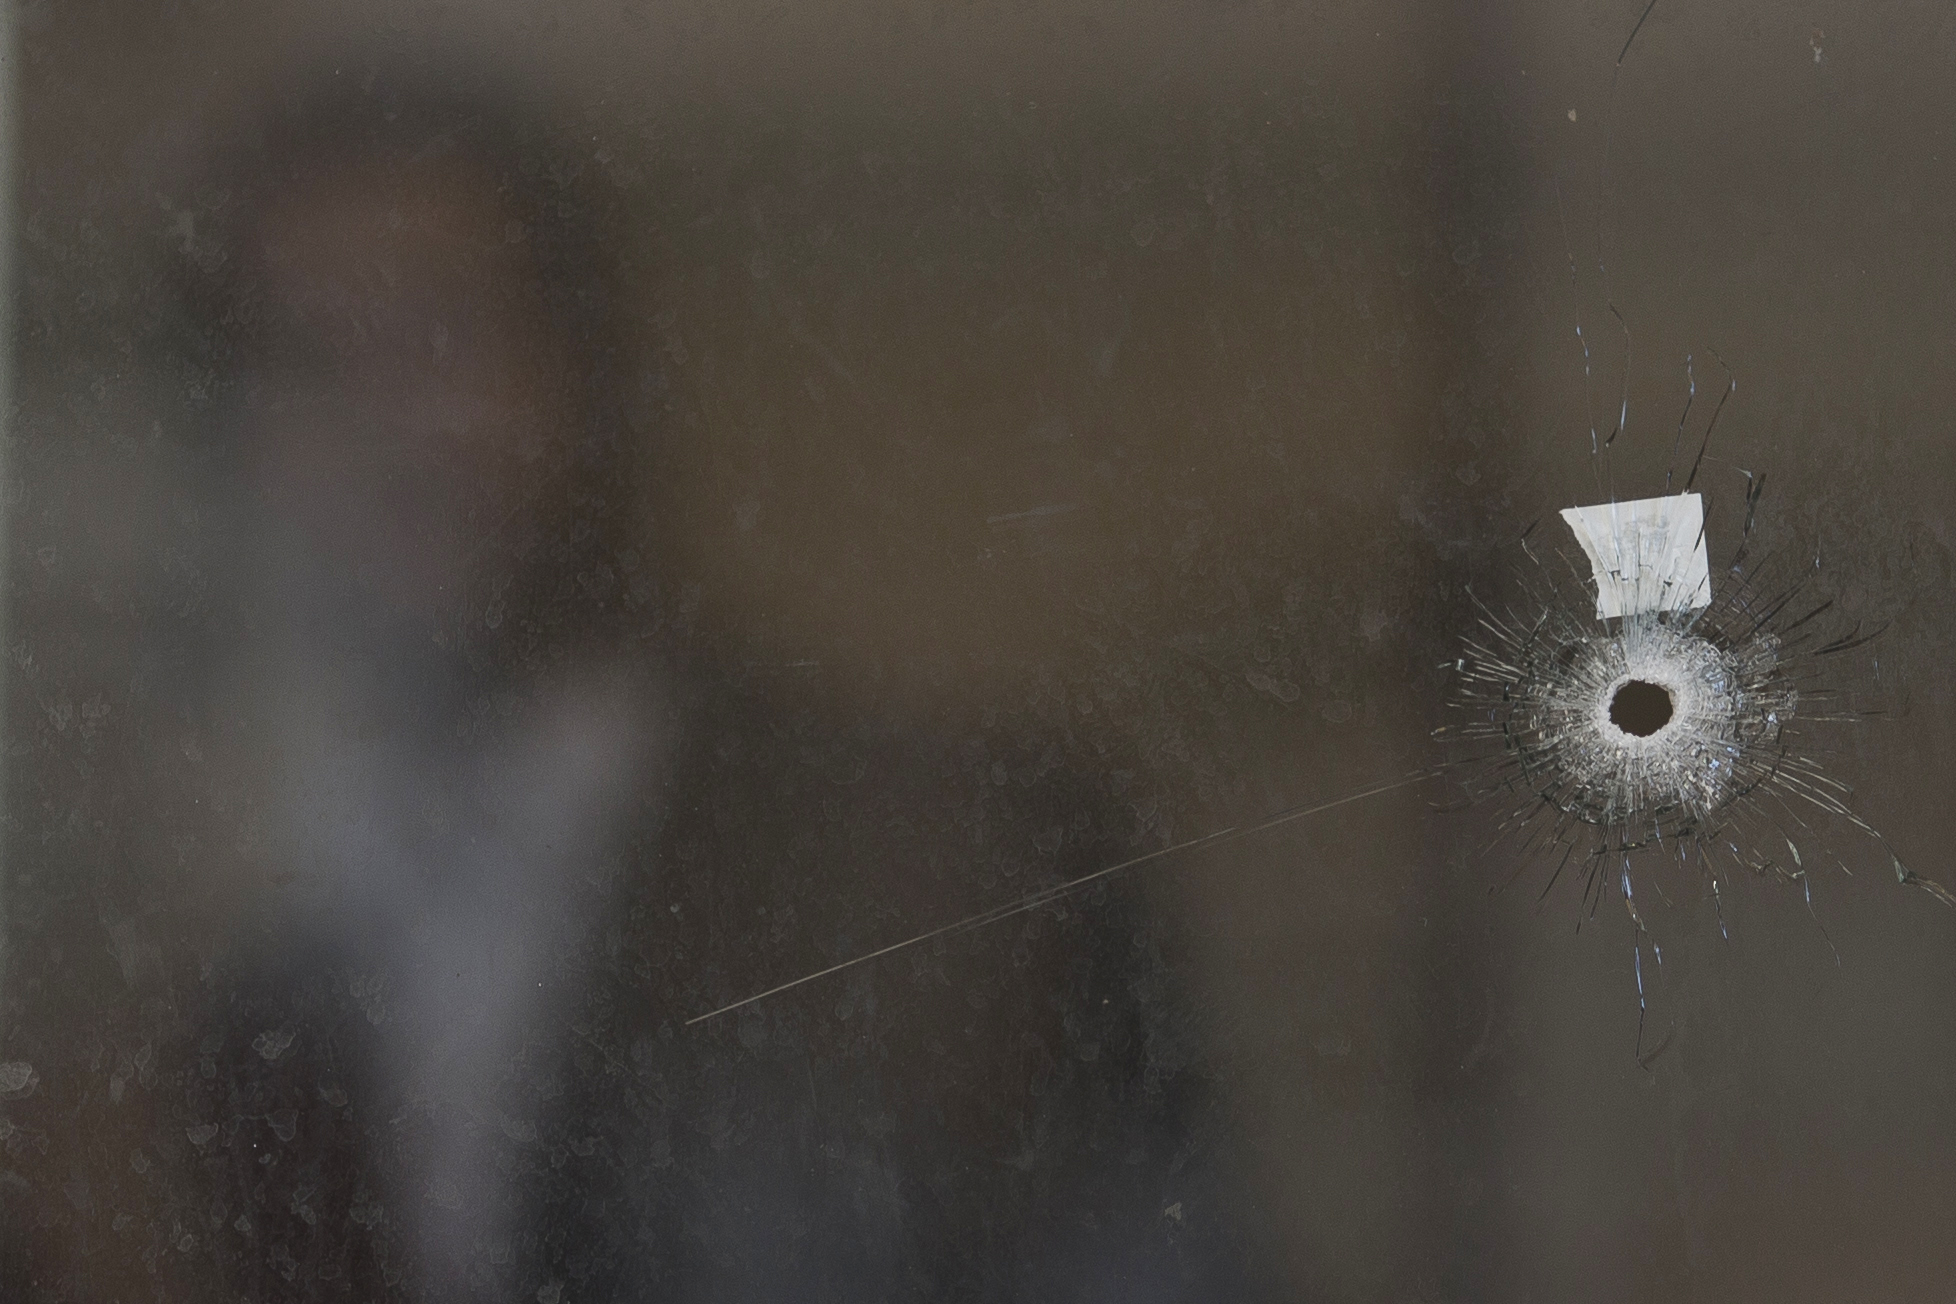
{"left": 5, "top": 3, "right": 1952, "bottom": 1299}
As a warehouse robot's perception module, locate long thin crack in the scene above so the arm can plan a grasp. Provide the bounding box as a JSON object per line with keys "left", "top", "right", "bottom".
{"left": 685, "top": 768, "right": 1440, "bottom": 1026}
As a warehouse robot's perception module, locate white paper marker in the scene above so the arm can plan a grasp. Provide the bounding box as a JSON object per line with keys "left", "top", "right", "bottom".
{"left": 1558, "top": 492, "right": 1712, "bottom": 620}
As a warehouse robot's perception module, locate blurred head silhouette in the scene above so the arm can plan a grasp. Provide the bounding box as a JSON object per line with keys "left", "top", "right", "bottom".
{"left": 189, "top": 59, "right": 644, "bottom": 708}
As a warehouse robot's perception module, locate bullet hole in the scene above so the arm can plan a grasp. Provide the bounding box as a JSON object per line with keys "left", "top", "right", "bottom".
{"left": 1609, "top": 679, "right": 1673, "bottom": 737}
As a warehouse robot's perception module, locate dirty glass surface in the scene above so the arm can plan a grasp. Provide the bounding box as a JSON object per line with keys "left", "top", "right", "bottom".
{"left": 4, "top": 1, "right": 1954, "bottom": 1300}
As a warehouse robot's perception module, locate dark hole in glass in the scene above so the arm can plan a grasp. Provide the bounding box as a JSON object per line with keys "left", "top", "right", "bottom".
{"left": 1609, "top": 679, "right": 1674, "bottom": 737}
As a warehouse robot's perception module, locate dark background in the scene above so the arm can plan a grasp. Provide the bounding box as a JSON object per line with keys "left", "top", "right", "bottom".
{"left": 4, "top": 1, "right": 1955, "bottom": 1300}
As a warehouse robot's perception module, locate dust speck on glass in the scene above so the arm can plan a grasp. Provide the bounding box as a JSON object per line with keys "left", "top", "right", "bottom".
{"left": 5, "top": 1, "right": 1956, "bottom": 1300}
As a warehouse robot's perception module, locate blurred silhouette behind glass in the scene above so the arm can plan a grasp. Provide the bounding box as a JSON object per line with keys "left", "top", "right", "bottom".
{"left": 57, "top": 60, "right": 669, "bottom": 1299}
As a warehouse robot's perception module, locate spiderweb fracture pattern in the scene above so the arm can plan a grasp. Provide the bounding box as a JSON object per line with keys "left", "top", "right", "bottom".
{"left": 1436, "top": 486, "right": 1956, "bottom": 967}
